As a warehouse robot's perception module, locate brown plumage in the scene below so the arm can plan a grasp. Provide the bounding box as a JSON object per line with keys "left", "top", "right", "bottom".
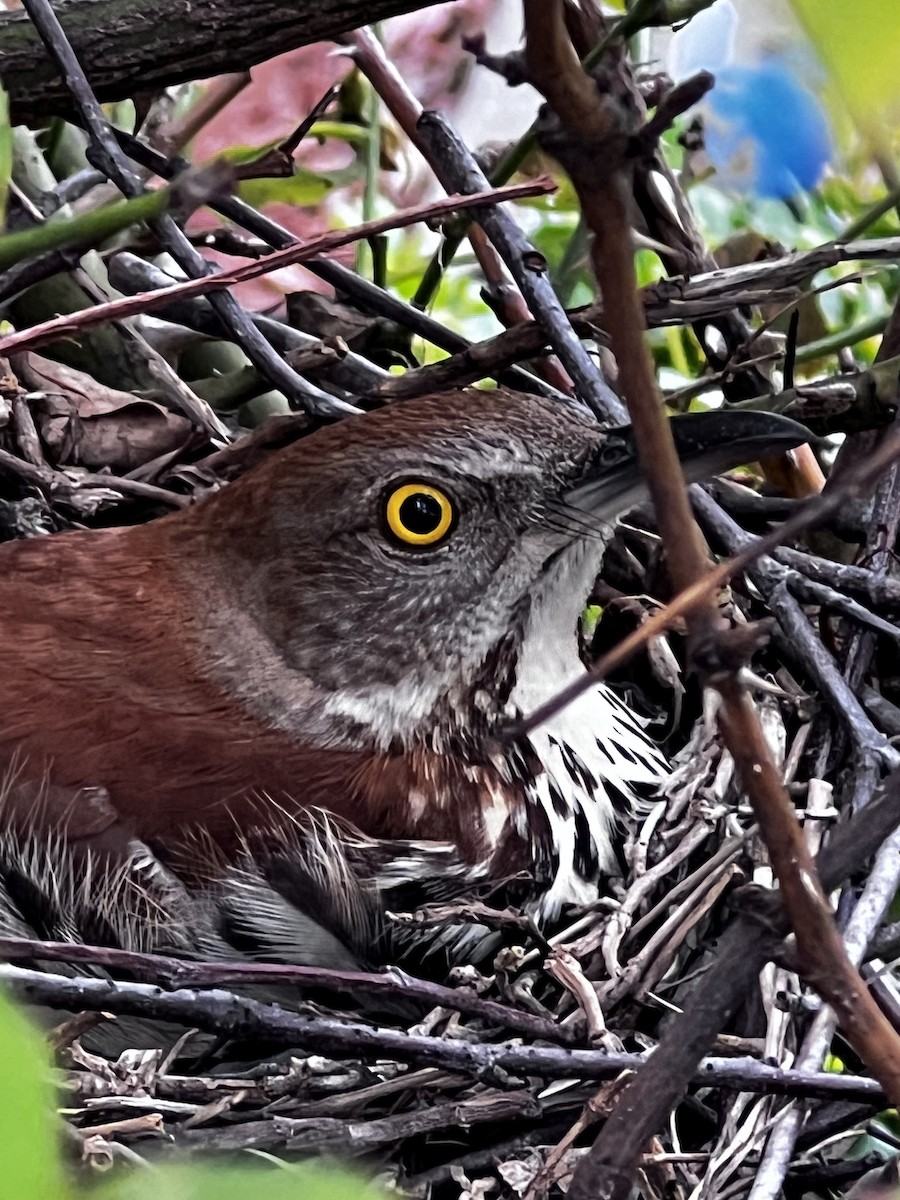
{"left": 0, "top": 389, "right": 806, "bottom": 967}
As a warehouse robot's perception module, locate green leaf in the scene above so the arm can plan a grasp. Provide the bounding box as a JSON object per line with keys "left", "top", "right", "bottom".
{"left": 789, "top": 0, "right": 900, "bottom": 140}
{"left": 308, "top": 120, "right": 372, "bottom": 148}
{"left": 103, "top": 1161, "right": 388, "bottom": 1200}
{"left": 212, "top": 143, "right": 336, "bottom": 208}
{"left": 0, "top": 85, "right": 11, "bottom": 232}
{"left": 0, "top": 993, "right": 385, "bottom": 1200}
{"left": 581, "top": 604, "right": 604, "bottom": 642}
{"left": 237, "top": 167, "right": 333, "bottom": 209}
{"left": 0, "top": 991, "right": 67, "bottom": 1199}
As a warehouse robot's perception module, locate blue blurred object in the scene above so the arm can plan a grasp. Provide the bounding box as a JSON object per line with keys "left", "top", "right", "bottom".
{"left": 668, "top": 0, "right": 833, "bottom": 200}
{"left": 703, "top": 60, "right": 833, "bottom": 199}
{"left": 671, "top": 0, "right": 737, "bottom": 79}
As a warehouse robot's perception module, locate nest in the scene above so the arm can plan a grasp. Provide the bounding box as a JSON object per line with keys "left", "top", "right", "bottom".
{"left": 2, "top": 2, "right": 900, "bottom": 1197}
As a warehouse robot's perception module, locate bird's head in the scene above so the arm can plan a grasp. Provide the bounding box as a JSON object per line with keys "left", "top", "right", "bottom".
{"left": 192, "top": 390, "right": 806, "bottom": 752}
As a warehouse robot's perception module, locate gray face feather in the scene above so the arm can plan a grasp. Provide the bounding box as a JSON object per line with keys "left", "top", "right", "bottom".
{"left": 192, "top": 394, "right": 607, "bottom": 751}
{"left": 195, "top": 392, "right": 805, "bottom": 758}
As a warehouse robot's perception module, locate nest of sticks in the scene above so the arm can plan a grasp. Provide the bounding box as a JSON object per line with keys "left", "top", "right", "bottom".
{"left": 2, "top": 2, "right": 900, "bottom": 1197}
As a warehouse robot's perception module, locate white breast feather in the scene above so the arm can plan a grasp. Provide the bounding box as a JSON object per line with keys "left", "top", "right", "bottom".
{"left": 319, "top": 538, "right": 668, "bottom": 920}
{"left": 509, "top": 543, "right": 667, "bottom": 918}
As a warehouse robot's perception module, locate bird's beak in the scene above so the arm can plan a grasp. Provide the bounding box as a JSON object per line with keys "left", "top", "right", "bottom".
{"left": 566, "top": 410, "right": 811, "bottom": 521}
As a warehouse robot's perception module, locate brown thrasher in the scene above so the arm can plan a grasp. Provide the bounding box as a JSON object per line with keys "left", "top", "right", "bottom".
{"left": 0, "top": 389, "right": 804, "bottom": 968}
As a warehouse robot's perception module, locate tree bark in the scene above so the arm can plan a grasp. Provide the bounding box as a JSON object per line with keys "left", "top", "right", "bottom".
{"left": 0, "top": 0, "right": 440, "bottom": 123}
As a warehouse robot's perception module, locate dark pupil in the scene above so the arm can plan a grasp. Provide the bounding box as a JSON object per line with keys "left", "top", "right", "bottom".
{"left": 399, "top": 492, "right": 442, "bottom": 535}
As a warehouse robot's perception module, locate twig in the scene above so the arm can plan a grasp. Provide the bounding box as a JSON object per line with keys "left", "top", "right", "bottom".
{"left": 691, "top": 490, "right": 896, "bottom": 762}
{"left": 114, "top": 131, "right": 566, "bottom": 401}
{"left": 553, "top": 764, "right": 900, "bottom": 1200}
{"left": 747, "top": 246, "right": 900, "bottom": 1200}
{"left": 174, "top": 1090, "right": 540, "bottom": 1154}
{"left": 155, "top": 71, "right": 254, "bottom": 156}
{"left": 748, "top": 830, "right": 900, "bottom": 1200}
{"left": 20, "top": 0, "right": 348, "bottom": 419}
{"left": 514, "top": 424, "right": 900, "bottom": 739}
{"left": 414, "top": 113, "right": 624, "bottom": 422}
{"left": 0, "top": 444, "right": 188, "bottom": 510}
{"left": 108, "top": 251, "right": 394, "bottom": 399}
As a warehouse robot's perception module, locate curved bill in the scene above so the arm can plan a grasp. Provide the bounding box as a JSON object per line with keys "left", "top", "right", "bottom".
{"left": 566, "top": 410, "right": 811, "bottom": 521}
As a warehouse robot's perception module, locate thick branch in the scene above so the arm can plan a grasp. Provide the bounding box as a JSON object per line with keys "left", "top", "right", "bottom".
{"left": 0, "top": 0, "right": 440, "bottom": 123}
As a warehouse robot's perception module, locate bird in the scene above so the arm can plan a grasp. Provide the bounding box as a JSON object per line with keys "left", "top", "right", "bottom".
{"left": 0, "top": 388, "right": 806, "bottom": 972}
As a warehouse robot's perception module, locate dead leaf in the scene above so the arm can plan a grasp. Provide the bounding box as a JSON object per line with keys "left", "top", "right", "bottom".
{"left": 14, "top": 353, "right": 193, "bottom": 473}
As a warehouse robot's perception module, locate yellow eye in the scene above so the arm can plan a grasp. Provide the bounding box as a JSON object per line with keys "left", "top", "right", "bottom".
{"left": 384, "top": 482, "right": 455, "bottom": 547}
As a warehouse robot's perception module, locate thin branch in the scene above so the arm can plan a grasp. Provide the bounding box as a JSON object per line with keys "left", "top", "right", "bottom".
{"left": 173, "top": 1090, "right": 540, "bottom": 1154}
{"left": 114, "top": 130, "right": 566, "bottom": 400}
{"left": 21, "top": 0, "right": 350, "bottom": 418}
{"left": 0, "top": 180, "right": 554, "bottom": 357}
{"left": 0, "top": 964, "right": 886, "bottom": 1105}
{"left": 691, "top": 491, "right": 894, "bottom": 761}
{"left": 0, "top": 936, "right": 573, "bottom": 1045}
{"left": 346, "top": 26, "right": 624, "bottom": 422}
